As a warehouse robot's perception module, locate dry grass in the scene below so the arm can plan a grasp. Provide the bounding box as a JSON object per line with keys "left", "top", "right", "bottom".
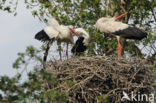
{"left": 44, "top": 56, "right": 154, "bottom": 103}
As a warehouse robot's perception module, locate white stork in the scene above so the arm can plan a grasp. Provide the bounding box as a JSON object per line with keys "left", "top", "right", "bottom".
{"left": 35, "top": 18, "right": 79, "bottom": 62}
{"left": 71, "top": 28, "right": 90, "bottom": 55}
{"left": 96, "top": 12, "right": 148, "bottom": 59}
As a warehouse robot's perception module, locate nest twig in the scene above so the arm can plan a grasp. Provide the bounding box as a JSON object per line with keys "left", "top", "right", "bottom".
{"left": 44, "top": 56, "right": 154, "bottom": 103}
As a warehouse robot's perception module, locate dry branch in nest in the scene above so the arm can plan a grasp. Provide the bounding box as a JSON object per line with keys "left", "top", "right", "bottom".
{"left": 44, "top": 56, "right": 154, "bottom": 103}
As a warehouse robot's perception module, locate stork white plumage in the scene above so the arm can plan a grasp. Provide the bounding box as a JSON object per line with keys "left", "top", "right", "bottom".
{"left": 71, "top": 28, "right": 90, "bottom": 54}
{"left": 75, "top": 28, "right": 90, "bottom": 46}
{"left": 96, "top": 12, "right": 147, "bottom": 59}
{"left": 35, "top": 18, "right": 79, "bottom": 62}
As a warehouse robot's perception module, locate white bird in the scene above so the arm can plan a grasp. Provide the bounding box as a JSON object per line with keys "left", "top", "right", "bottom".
{"left": 35, "top": 18, "right": 79, "bottom": 62}
{"left": 96, "top": 12, "right": 147, "bottom": 59}
{"left": 71, "top": 28, "right": 90, "bottom": 54}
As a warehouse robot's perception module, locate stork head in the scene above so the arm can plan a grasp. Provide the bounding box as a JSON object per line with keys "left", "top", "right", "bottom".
{"left": 68, "top": 25, "right": 79, "bottom": 38}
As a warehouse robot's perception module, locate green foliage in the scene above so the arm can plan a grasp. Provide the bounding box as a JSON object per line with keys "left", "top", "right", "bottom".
{"left": 65, "top": 80, "right": 75, "bottom": 88}
{"left": 97, "top": 94, "right": 109, "bottom": 103}
{"left": 13, "top": 45, "right": 42, "bottom": 69}
{"left": 0, "top": 0, "right": 156, "bottom": 103}
{"left": 0, "top": 45, "right": 70, "bottom": 103}
{"left": 0, "top": 67, "right": 69, "bottom": 103}
{"left": 46, "top": 90, "right": 68, "bottom": 103}
{"left": 32, "top": 10, "right": 38, "bottom": 17}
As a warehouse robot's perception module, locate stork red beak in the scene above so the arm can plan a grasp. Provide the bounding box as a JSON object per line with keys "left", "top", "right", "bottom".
{"left": 71, "top": 29, "right": 79, "bottom": 38}
{"left": 114, "top": 12, "right": 128, "bottom": 20}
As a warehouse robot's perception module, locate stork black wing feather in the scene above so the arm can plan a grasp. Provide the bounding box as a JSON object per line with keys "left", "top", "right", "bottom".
{"left": 35, "top": 30, "right": 51, "bottom": 42}
{"left": 72, "top": 37, "right": 87, "bottom": 54}
{"left": 113, "top": 27, "right": 148, "bottom": 40}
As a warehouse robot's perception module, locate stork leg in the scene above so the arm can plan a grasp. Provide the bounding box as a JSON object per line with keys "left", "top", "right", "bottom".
{"left": 118, "top": 40, "right": 122, "bottom": 60}
{"left": 59, "top": 50, "right": 62, "bottom": 61}
{"left": 43, "top": 42, "right": 50, "bottom": 68}
{"left": 116, "top": 36, "right": 122, "bottom": 60}
{"left": 58, "top": 44, "right": 62, "bottom": 61}
{"left": 66, "top": 43, "right": 69, "bottom": 59}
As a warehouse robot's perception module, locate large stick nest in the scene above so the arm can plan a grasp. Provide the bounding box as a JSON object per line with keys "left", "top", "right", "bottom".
{"left": 45, "top": 56, "right": 154, "bottom": 103}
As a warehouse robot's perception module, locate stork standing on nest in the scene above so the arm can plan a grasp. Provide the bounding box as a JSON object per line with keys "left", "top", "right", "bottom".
{"left": 35, "top": 18, "right": 79, "bottom": 62}
{"left": 71, "top": 28, "right": 90, "bottom": 55}
{"left": 96, "top": 12, "right": 148, "bottom": 59}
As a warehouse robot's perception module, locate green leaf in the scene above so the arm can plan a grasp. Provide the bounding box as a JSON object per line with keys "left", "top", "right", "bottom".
{"left": 32, "top": 10, "right": 38, "bottom": 17}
